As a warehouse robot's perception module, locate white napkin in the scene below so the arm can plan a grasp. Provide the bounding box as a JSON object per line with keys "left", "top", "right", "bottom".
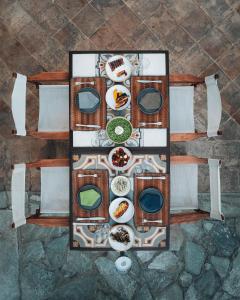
{"left": 72, "top": 54, "right": 97, "bottom": 77}
{"left": 73, "top": 131, "right": 98, "bottom": 147}
{"left": 140, "top": 53, "right": 166, "bottom": 76}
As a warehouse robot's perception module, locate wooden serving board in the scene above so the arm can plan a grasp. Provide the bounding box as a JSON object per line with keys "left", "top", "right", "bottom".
{"left": 131, "top": 76, "right": 169, "bottom": 128}
{"left": 72, "top": 169, "right": 109, "bottom": 223}
{"left": 70, "top": 77, "right": 107, "bottom": 131}
{"left": 134, "top": 173, "right": 169, "bottom": 227}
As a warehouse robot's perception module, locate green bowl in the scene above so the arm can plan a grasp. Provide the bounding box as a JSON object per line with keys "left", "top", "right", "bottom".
{"left": 106, "top": 117, "right": 133, "bottom": 144}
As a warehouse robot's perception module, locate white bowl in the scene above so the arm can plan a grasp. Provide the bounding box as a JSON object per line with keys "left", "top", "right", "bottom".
{"left": 106, "top": 85, "right": 131, "bottom": 111}
{"left": 109, "top": 198, "right": 134, "bottom": 223}
{"left": 108, "top": 147, "right": 133, "bottom": 171}
{"left": 111, "top": 176, "right": 131, "bottom": 196}
{"left": 105, "top": 55, "right": 132, "bottom": 82}
{"left": 108, "top": 224, "right": 135, "bottom": 251}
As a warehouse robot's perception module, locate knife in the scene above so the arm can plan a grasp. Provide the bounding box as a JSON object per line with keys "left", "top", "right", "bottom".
{"left": 76, "top": 217, "right": 106, "bottom": 221}
{"left": 76, "top": 124, "right": 101, "bottom": 128}
{"left": 137, "top": 176, "right": 166, "bottom": 180}
{"left": 137, "top": 80, "right": 162, "bottom": 83}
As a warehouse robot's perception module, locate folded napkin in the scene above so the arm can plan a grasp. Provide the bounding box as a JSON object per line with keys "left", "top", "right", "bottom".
{"left": 140, "top": 53, "right": 166, "bottom": 76}
{"left": 73, "top": 131, "right": 98, "bottom": 147}
{"left": 72, "top": 54, "right": 96, "bottom": 77}
{"left": 140, "top": 128, "right": 167, "bottom": 147}
{"left": 80, "top": 189, "right": 100, "bottom": 207}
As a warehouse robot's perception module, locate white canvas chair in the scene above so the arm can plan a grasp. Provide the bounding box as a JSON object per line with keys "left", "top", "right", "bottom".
{"left": 11, "top": 71, "right": 69, "bottom": 139}
{"left": 11, "top": 159, "right": 69, "bottom": 228}
{"left": 169, "top": 74, "right": 222, "bottom": 141}
{"left": 170, "top": 155, "right": 224, "bottom": 224}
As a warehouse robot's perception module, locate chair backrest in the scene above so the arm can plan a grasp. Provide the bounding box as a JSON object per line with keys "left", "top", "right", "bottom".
{"left": 38, "top": 85, "right": 69, "bottom": 132}
{"left": 170, "top": 86, "right": 195, "bottom": 133}
{"left": 40, "top": 166, "right": 69, "bottom": 214}
{"left": 205, "top": 75, "right": 222, "bottom": 137}
{"left": 170, "top": 156, "right": 223, "bottom": 221}
{"left": 11, "top": 73, "right": 27, "bottom": 136}
{"left": 11, "top": 164, "right": 26, "bottom": 227}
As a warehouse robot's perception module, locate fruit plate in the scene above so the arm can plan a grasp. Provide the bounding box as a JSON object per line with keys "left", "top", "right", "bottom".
{"left": 106, "top": 117, "right": 133, "bottom": 144}
{"left": 106, "top": 85, "right": 131, "bottom": 111}
{"left": 105, "top": 55, "right": 132, "bottom": 82}
{"left": 108, "top": 147, "right": 133, "bottom": 171}
{"left": 108, "top": 224, "right": 135, "bottom": 251}
{"left": 109, "top": 198, "right": 134, "bottom": 223}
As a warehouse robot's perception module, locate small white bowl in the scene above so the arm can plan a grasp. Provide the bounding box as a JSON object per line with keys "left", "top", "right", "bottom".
{"left": 111, "top": 175, "right": 131, "bottom": 197}
{"left": 109, "top": 198, "right": 134, "bottom": 223}
{"left": 108, "top": 224, "right": 135, "bottom": 251}
{"left": 108, "top": 147, "right": 133, "bottom": 171}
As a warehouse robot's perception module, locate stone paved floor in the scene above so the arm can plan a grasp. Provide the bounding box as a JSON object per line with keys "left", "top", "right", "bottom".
{"left": 0, "top": 0, "right": 240, "bottom": 299}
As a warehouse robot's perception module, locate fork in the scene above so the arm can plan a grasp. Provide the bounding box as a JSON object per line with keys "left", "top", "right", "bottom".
{"left": 75, "top": 81, "right": 95, "bottom": 85}
{"left": 139, "top": 121, "right": 162, "bottom": 126}
{"left": 137, "top": 80, "right": 162, "bottom": 84}
{"left": 143, "top": 219, "right": 163, "bottom": 224}
{"left": 78, "top": 174, "right": 98, "bottom": 178}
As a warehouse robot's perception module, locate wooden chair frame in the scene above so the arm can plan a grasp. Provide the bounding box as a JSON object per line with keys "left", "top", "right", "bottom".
{"left": 169, "top": 74, "right": 222, "bottom": 142}
{"left": 12, "top": 158, "right": 70, "bottom": 228}
{"left": 170, "top": 155, "right": 211, "bottom": 224}
{"left": 12, "top": 71, "right": 70, "bottom": 140}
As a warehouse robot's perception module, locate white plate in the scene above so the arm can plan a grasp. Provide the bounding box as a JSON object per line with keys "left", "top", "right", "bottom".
{"left": 106, "top": 85, "right": 131, "bottom": 111}
{"left": 108, "top": 224, "right": 135, "bottom": 251}
{"left": 105, "top": 55, "right": 132, "bottom": 82}
{"left": 111, "top": 175, "right": 131, "bottom": 196}
{"left": 108, "top": 147, "right": 133, "bottom": 171}
{"left": 109, "top": 198, "right": 134, "bottom": 223}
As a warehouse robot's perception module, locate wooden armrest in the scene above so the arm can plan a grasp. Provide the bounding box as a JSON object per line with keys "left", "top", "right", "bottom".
{"left": 26, "top": 216, "right": 69, "bottom": 227}
{"left": 26, "top": 158, "right": 69, "bottom": 168}
{"left": 170, "top": 132, "right": 207, "bottom": 141}
{"left": 171, "top": 155, "right": 208, "bottom": 165}
{"left": 170, "top": 74, "right": 204, "bottom": 85}
{"left": 170, "top": 211, "right": 210, "bottom": 224}
{"left": 27, "top": 71, "right": 69, "bottom": 83}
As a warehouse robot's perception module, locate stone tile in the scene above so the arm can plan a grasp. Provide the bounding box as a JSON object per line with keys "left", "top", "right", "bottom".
{"left": 91, "top": 23, "right": 123, "bottom": 50}
{"left": 221, "top": 167, "right": 240, "bottom": 192}
{"left": 219, "top": 117, "right": 240, "bottom": 140}
{"left": 199, "top": 62, "right": 230, "bottom": 91}
{"left": 35, "top": 4, "right": 69, "bottom": 36}
{"left": 19, "top": 0, "right": 51, "bottom": 18}
{"left": 181, "top": 7, "right": 213, "bottom": 41}
{"left": 198, "top": 0, "right": 231, "bottom": 23}
{"left": 17, "top": 20, "right": 48, "bottom": 56}
{"left": 0, "top": 1, "right": 32, "bottom": 35}
{"left": 219, "top": 10, "right": 240, "bottom": 43}
{"left": 217, "top": 45, "right": 240, "bottom": 80}
{"left": 134, "top": 28, "right": 161, "bottom": 50}
{"left": 115, "top": 39, "right": 133, "bottom": 50}
{"left": 56, "top": 0, "right": 88, "bottom": 18}
{"left": 0, "top": 58, "right": 12, "bottom": 84}
{"left": 54, "top": 21, "right": 87, "bottom": 51}
{"left": 179, "top": 44, "right": 213, "bottom": 75}
{"left": 199, "top": 27, "right": 232, "bottom": 61}
{"left": 164, "top": 0, "right": 198, "bottom": 23}
{"left": 107, "top": 6, "right": 142, "bottom": 44}
{"left": 147, "top": 4, "right": 177, "bottom": 40}
{"left": 91, "top": 0, "right": 124, "bottom": 20}
{"left": 72, "top": 4, "right": 104, "bottom": 37}
{"left": 221, "top": 82, "right": 240, "bottom": 116}
{"left": 124, "top": 0, "right": 161, "bottom": 20}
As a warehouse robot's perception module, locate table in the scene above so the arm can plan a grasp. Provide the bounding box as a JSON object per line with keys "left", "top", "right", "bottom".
{"left": 69, "top": 51, "right": 170, "bottom": 250}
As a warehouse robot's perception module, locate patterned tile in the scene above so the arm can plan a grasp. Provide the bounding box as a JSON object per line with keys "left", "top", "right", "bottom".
{"left": 199, "top": 27, "right": 232, "bottom": 60}
{"left": 90, "top": 23, "right": 123, "bottom": 49}
{"left": 35, "top": 4, "right": 69, "bottom": 36}
{"left": 55, "top": 0, "right": 88, "bottom": 18}
{"left": 91, "top": 0, "right": 124, "bottom": 20}
{"left": 123, "top": 0, "right": 161, "bottom": 20}
{"left": 217, "top": 44, "right": 240, "bottom": 80}
{"left": 72, "top": 4, "right": 104, "bottom": 37}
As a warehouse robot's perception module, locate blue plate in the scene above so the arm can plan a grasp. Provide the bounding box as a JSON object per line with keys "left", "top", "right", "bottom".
{"left": 137, "top": 88, "right": 163, "bottom": 115}
{"left": 77, "top": 184, "right": 102, "bottom": 211}
{"left": 76, "top": 87, "right": 100, "bottom": 113}
{"left": 139, "top": 188, "right": 164, "bottom": 213}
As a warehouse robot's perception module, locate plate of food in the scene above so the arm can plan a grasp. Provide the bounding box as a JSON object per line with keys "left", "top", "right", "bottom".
{"left": 109, "top": 198, "right": 134, "bottom": 223}
{"left": 106, "top": 117, "right": 133, "bottom": 144}
{"left": 108, "top": 147, "right": 133, "bottom": 171}
{"left": 105, "top": 55, "right": 132, "bottom": 82}
{"left": 106, "top": 85, "right": 131, "bottom": 110}
{"left": 108, "top": 224, "right": 135, "bottom": 251}
{"left": 77, "top": 185, "right": 102, "bottom": 211}
{"left": 111, "top": 175, "right": 131, "bottom": 196}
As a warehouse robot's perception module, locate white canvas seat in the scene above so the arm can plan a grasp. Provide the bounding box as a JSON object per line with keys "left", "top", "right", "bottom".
{"left": 170, "top": 159, "right": 223, "bottom": 221}
{"left": 11, "top": 73, "right": 69, "bottom": 136}
{"left": 170, "top": 74, "right": 222, "bottom": 137}
{"left": 11, "top": 163, "right": 69, "bottom": 228}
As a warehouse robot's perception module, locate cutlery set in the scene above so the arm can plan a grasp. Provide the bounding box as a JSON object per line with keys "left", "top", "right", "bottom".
{"left": 139, "top": 121, "right": 162, "bottom": 126}
{"left": 137, "top": 80, "right": 162, "bottom": 84}
{"left": 137, "top": 176, "right": 166, "bottom": 180}
{"left": 75, "top": 81, "right": 95, "bottom": 85}
{"left": 75, "top": 124, "right": 100, "bottom": 128}
{"left": 77, "top": 174, "right": 98, "bottom": 178}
